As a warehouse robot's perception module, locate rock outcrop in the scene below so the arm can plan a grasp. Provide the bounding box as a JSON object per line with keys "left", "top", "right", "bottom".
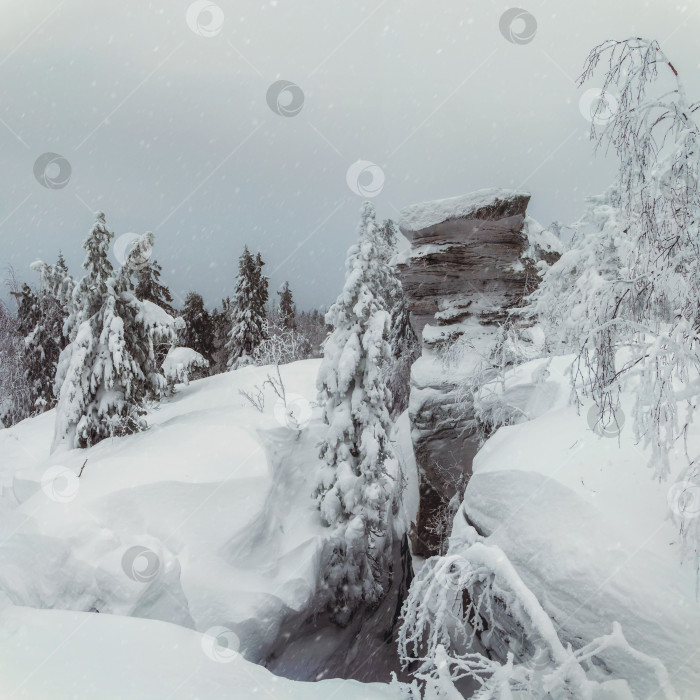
{"left": 397, "top": 188, "right": 560, "bottom": 556}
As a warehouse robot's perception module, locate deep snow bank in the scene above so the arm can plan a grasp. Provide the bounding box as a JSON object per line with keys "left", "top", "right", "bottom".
{"left": 0, "top": 603, "right": 405, "bottom": 700}
{"left": 456, "top": 355, "right": 700, "bottom": 696}
{"left": 0, "top": 360, "right": 416, "bottom": 697}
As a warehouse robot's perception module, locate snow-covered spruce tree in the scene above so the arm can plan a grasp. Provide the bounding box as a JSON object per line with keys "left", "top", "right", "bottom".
{"left": 130, "top": 234, "right": 175, "bottom": 367}
{"left": 52, "top": 214, "right": 178, "bottom": 452}
{"left": 17, "top": 256, "right": 76, "bottom": 413}
{"left": 179, "top": 291, "right": 215, "bottom": 364}
{"left": 0, "top": 293, "right": 34, "bottom": 426}
{"left": 253, "top": 251, "right": 269, "bottom": 314}
{"left": 14, "top": 283, "right": 40, "bottom": 342}
{"left": 387, "top": 292, "right": 420, "bottom": 418}
{"left": 225, "top": 247, "right": 267, "bottom": 370}
{"left": 277, "top": 281, "right": 296, "bottom": 329}
{"left": 295, "top": 308, "right": 329, "bottom": 358}
{"left": 315, "top": 202, "right": 396, "bottom": 624}
{"left": 134, "top": 254, "right": 175, "bottom": 316}
{"left": 53, "top": 251, "right": 76, "bottom": 312}
{"left": 377, "top": 216, "right": 416, "bottom": 417}
{"left": 210, "top": 296, "right": 231, "bottom": 374}
{"left": 378, "top": 218, "right": 403, "bottom": 310}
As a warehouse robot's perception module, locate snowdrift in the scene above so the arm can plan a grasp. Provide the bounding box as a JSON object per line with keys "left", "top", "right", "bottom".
{"left": 0, "top": 604, "right": 404, "bottom": 699}
{"left": 456, "top": 355, "right": 700, "bottom": 696}
{"left": 0, "top": 360, "right": 412, "bottom": 698}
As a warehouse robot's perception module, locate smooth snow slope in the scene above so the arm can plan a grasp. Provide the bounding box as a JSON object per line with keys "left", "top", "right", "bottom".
{"left": 0, "top": 360, "right": 412, "bottom": 698}
{"left": 0, "top": 604, "right": 404, "bottom": 700}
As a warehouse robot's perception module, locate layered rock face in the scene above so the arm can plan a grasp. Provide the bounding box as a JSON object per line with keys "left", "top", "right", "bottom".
{"left": 397, "top": 188, "right": 556, "bottom": 556}
{"left": 398, "top": 189, "right": 532, "bottom": 340}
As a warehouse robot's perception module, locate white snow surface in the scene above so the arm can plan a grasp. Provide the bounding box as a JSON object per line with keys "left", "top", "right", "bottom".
{"left": 0, "top": 604, "right": 403, "bottom": 700}
{"left": 457, "top": 354, "right": 700, "bottom": 697}
{"left": 398, "top": 188, "right": 530, "bottom": 234}
{"left": 0, "top": 359, "right": 413, "bottom": 698}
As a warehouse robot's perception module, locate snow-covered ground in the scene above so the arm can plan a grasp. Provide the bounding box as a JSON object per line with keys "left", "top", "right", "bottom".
{"left": 0, "top": 604, "right": 404, "bottom": 699}
{"left": 4, "top": 351, "right": 699, "bottom": 697}
{"left": 0, "top": 360, "right": 412, "bottom": 698}
{"left": 457, "top": 355, "right": 700, "bottom": 697}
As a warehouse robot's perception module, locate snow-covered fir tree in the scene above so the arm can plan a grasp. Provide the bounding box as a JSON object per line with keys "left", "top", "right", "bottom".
{"left": 179, "top": 291, "right": 215, "bottom": 364}
{"left": 378, "top": 218, "right": 403, "bottom": 310}
{"left": 376, "top": 216, "right": 417, "bottom": 417}
{"left": 225, "top": 247, "right": 267, "bottom": 370}
{"left": 13, "top": 284, "right": 43, "bottom": 410}
{"left": 295, "top": 308, "right": 329, "bottom": 358}
{"left": 209, "top": 296, "right": 231, "bottom": 374}
{"left": 134, "top": 247, "right": 175, "bottom": 316}
{"left": 16, "top": 255, "right": 75, "bottom": 412}
{"left": 253, "top": 252, "right": 269, "bottom": 314}
{"left": 0, "top": 294, "right": 34, "bottom": 427}
{"left": 277, "top": 281, "right": 296, "bottom": 329}
{"left": 14, "top": 283, "right": 39, "bottom": 341}
{"left": 386, "top": 292, "right": 420, "bottom": 417}
{"left": 315, "top": 201, "right": 396, "bottom": 624}
{"left": 52, "top": 213, "right": 179, "bottom": 452}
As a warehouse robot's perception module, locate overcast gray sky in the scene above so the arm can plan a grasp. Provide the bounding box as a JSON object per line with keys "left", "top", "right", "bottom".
{"left": 1, "top": 0, "right": 699, "bottom": 310}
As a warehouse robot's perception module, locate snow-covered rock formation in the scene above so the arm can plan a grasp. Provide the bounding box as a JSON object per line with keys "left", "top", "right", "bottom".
{"left": 397, "top": 189, "right": 561, "bottom": 555}
{"left": 398, "top": 354, "right": 700, "bottom": 698}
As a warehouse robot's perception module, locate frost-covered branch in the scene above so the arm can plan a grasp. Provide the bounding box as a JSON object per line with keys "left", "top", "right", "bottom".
{"left": 398, "top": 523, "right": 678, "bottom": 699}
{"left": 526, "top": 38, "right": 700, "bottom": 490}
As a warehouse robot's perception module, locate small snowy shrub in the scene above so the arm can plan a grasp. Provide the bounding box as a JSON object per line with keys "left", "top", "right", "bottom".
{"left": 162, "top": 346, "right": 209, "bottom": 390}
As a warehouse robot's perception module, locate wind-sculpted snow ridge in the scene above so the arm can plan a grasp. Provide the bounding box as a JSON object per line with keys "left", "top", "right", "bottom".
{"left": 398, "top": 354, "right": 700, "bottom": 698}
{"left": 0, "top": 360, "right": 416, "bottom": 698}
